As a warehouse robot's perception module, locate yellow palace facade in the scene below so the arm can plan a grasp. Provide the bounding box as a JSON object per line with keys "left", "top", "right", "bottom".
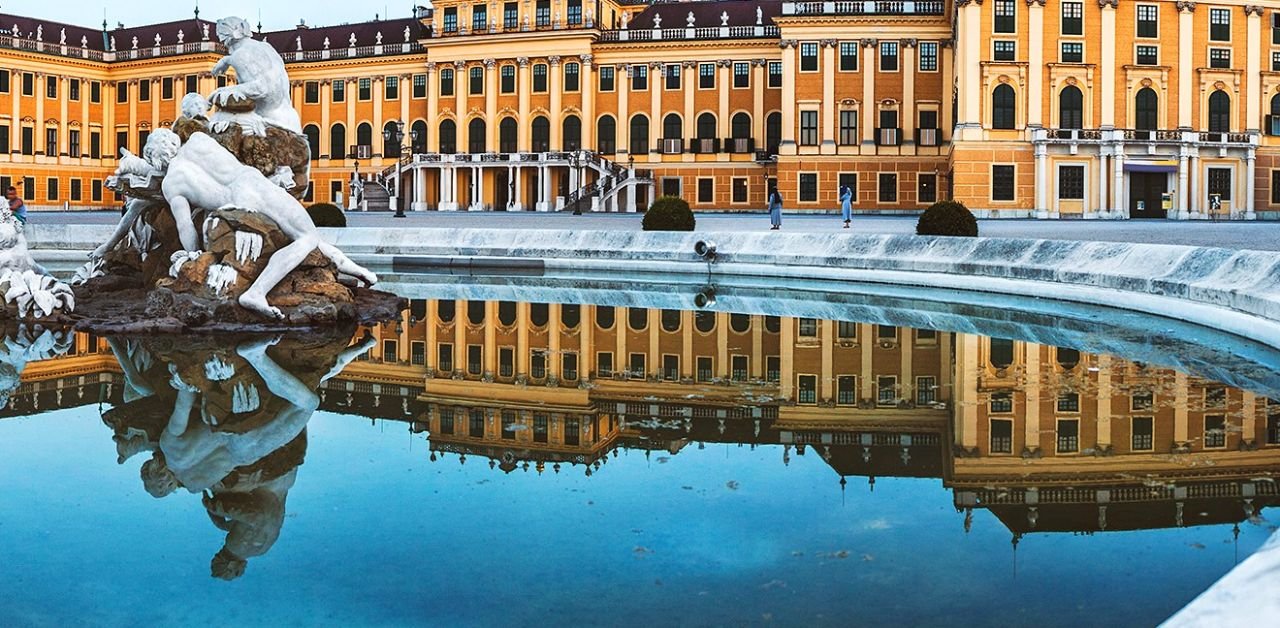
{"left": 2, "top": 0, "right": 1280, "bottom": 219}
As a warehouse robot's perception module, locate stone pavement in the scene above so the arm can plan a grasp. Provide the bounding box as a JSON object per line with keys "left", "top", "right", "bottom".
{"left": 30, "top": 210, "right": 1280, "bottom": 251}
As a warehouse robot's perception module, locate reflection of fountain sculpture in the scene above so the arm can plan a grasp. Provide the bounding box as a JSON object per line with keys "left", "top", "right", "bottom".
{"left": 74, "top": 16, "right": 402, "bottom": 331}
{"left": 102, "top": 329, "right": 375, "bottom": 579}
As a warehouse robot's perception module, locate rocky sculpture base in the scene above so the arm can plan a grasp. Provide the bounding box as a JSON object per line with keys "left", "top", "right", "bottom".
{"left": 74, "top": 204, "right": 403, "bottom": 333}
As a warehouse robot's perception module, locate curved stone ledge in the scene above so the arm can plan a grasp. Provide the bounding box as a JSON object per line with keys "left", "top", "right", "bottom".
{"left": 27, "top": 225, "right": 1280, "bottom": 345}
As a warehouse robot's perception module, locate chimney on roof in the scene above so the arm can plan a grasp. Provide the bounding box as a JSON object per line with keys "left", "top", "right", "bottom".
{"left": 297, "top": 19, "right": 309, "bottom": 30}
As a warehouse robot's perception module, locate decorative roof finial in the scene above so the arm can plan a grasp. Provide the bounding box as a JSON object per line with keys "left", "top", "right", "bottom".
{"left": 194, "top": 1, "right": 200, "bottom": 20}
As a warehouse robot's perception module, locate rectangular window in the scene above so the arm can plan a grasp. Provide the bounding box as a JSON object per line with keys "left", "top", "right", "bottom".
{"left": 45, "top": 128, "right": 57, "bottom": 156}
{"left": 665, "top": 64, "right": 681, "bottom": 90}
{"left": 766, "top": 356, "right": 781, "bottom": 382}
{"left": 304, "top": 81, "right": 319, "bottom": 103}
{"left": 385, "top": 76, "right": 399, "bottom": 100}
{"left": 1273, "top": 51, "right": 1280, "bottom": 72}
{"left": 918, "top": 173, "right": 937, "bottom": 203}
{"left": 439, "top": 70, "right": 454, "bottom": 96}
{"left": 436, "top": 409, "right": 455, "bottom": 436}
{"left": 413, "top": 74, "right": 427, "bottom": 98}
{"left": 839, "top": 42, "right": 858, "bottom": 71}
{"left": 1136, "top": 4, "right": 1159, "bottom": 37}
{"left": 599, "top": 66, "right": 615, "bottom": 92}
{"left": 536, "top": 0, "right": 551, "bottom": 26}
{"left": 628, "top": 353, "right": 646, "bottom": 378}
{"left": 358, "top": 78, "right": 372, "bottom": 100}
{"left": 663, "top": 355, "right": 680, "bottom": 381}
{"left": 1274, "top": 12, "right": 1280, "bottom": 45}
{"left": 138, "top": 80, "right": 151, "bottom": 101}
{"left": 730, "top": 355, "right": 749, "bottom": 382}
{"left": 1209, "top": 8, "right": 1230, "bottom": 41}
{"left": 1059, "top": 165, "right": 1085, "bottom": 199}
{"left": 799, "top": 110, "right": 819, "bottom": 146}
{"left": 839, "top": 110, "right": 858, "bottom": 145}
{"left": 45, "top": 76, "right": 57, "bottom": 99}
{"left": 501, "top": 65, "right": 516, "bottom": 93}
{"left": 698, "top": 63, "right": 715, "bottom": 89}
{"left": 562, "top": 353, "right": 578, "bottom": 381}
{"left": 21, "top": 72, "right": 33, "bottom": 97}
{"left": 161, "top": 76, "right": 174, "bottom": 100}
{"left": 564, "top": 63, "right": 580, "bottom": 92}
{"left": 991, "top": 419, "right": 1014, "bottom": 453}
{"left": 46, "top": 177, "right": 58, "bottom": 201}
{"left": 90, "top": 81, "right": 101, "bottom": 103}
{"left": 1057, "top": 419, "right": 1080, "bottom": 453}
{"left": 70, "top": 178, "right": 82, "bottom": 202}
{"left": 185, "top": 75, "right": 198, "bottom": 95}
{"left": 92, "top": 179, "right": 102, "bottom": 202}
{"left": 993, "top": 40, "right": 1016, "bottom": 61}
{"left": 69, "top": 79, "right": 80, "bottom": 101}
{"left": 500, "top": 410, "right": 516, "bottom": 440}
{"left": 768, "top": 61, "right": 782, "bottom": 88}
{"left": 567, "top": 0, "right": 582, "bottom": 25}
{"left": 837, "top": 375, "right": 857, "bottom": 405}
{"left": 991, "top": 391, "right": 1013, "bottom": 413}
{"left": 916, "top": 376, "right": 937, "bottom": 405}
{"left": 1136, "top": 45, "right": 1158, "bottom": 66}
{"left": 798, "top": 318, "right": 818, "bottom": 337}
{"left": 732, "top": 178, "right": 748, "bottom": 203}
{"left": 382, "top": 340, "right": 399, "bottom": 364}
{"left": 411, "top": 341, "right": 426, "bottom": 366}
{"left": 90, "top": 131, "right": 100, "bottom": 159}
{"left": 1057, "top": 392, "right": 1081, "bottom": 413}
{"left": 1204, "top": 415, "right": 1227, "bottom": 448}
{"left": 1061, "top": 42, "right": 1084, "bottom": 63}
{"left": 531, "top": 351, "right": 547, "bottom": 379}
{"left": 21, "top": 127, "right": 34, "bottom": 156}
{"left": 469, "top": 409, "right": 485, "bottom": 438}
{"left": 697, "top": 178, "right": 714, "bottom": 204}
{"left": 504, "top": 2, "right": 519, "bottom": 29}
{"left": 878, "top": 173, "right": 898, "bottom": 202}
{"left": 733, "top": 62, "right": 749, "bottom": 88}
{"left": 1132, "top": 417, "right": 1154, "bottom": 451}
{"left": 800, "top": 43, "right": 819, "bottom": 72}
{"left": 837, "top": 319, "right": 858, "bottom": 339}
{"left": 443, "top": 7, "right": 458, "bottom": 32}
{"left": 879, "top": 41, "right": 899, "bottom": 71}
{"left": 472, "top": 4, "right": 488, "bottom": 31}
{"left": 1062, "top": 2, "right": 1083, "bottom": 35}
{"left": 115, "top": 82, "right": 128, "bottom": 103}
{"left": 798, "top": 375, "right": 818, "bottom": 404}
{"left": 469, "top": 68, "right": 483, "bottom": 95}
{"left": 437, "top": 343, "right": 454, "bottom": 372}
{"left": 1268, "top": 411, "right": 1280, "bottom": 444}
{"left": 877, "top": 376, "right": 897, "bottom": 406}
{"left": 992, "top": 165, "right": 1016, "bottom": 201}
{"left": 919, "top": 41, "right": 938, "bottom": 71}
{"left": 696, "top": 356, "right": 713, "bottom": 382}
{"left": 1209, "top": 48, "right": 1231, "bottom": 69}
{"left": 596, "top": 351, "right": 613, "bottom": 377}
{"left": 533, "top": 414, "right": 548, "bottom": 443}
{"left": 532, "top": 64, "right": 547, "bottom": 92}
{"left": 1208, "top": 168, "right": 1232, "bottom": 201}
{"left": 499, "top": 347, "right": 514, "bottom": 377}
{"left": 799, "top": 172, "right": 818, "bottom": 202}
{"left": 994, "top": 0, "right": 1016, "bottom": 33}
{"left": 1272, "top": 171, "right": 1280, "bottom": 204}
{"left": 333, "top": 80, "right": 346, "bottom": 102}
{"left": 0, "top": 70, "right": 8, "bottom": 93}
{"left": 467, "top": 345, "right": 483, "bottom": 375}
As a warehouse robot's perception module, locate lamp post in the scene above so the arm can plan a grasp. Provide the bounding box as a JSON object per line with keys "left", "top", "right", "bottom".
{"left": 383, "top": 120, "right": 409, "bottom": 218}
{"left": 569, "top": 150, "right": 585, "bottom": 215}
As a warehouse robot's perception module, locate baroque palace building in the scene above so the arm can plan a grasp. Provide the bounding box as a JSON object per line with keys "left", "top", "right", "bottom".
{"left": 1, "top": 0, "right": 1280, "bottom": 218}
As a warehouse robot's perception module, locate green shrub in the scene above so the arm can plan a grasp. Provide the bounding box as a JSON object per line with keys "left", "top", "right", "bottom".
{"left": 642, "top": 196, "right": 695, "bottom": 232}
{"left": 307, "top": 203, "right": 347, "bottom": 228}
{"left": 916, "top": 200, "right": 978, "bottom": 237}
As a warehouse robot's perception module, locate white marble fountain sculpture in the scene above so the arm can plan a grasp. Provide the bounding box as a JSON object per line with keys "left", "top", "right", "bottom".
{"left": 0, "top": 207, "right": 75, "bottom": 319}
{"left": 94, "top": 16, "right": 377, "bottom": 320}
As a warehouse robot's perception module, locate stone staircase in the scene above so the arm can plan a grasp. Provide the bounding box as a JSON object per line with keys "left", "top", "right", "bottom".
{"left": 564, "top": 153, "right": 652, "bottom": 213}
{"left": 361, "top": 181, "right": 391, "bottom": 211}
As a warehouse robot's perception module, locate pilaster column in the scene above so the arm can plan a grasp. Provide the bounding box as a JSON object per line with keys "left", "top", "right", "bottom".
{"left": 1189, "top": 154, "right": 1200, "bottom": 217}
{"left": 1177, "top": 153, "right": 1189, "bottom": 215}
{"left": 423, "top": 64, "right": 436, "bottom": 152}
{"left": 58, "top": 77, "right": 69, "bottom": 158}
{"left": 345, "top": 78, "right": 357, "bottom": 155}
{"left": 1096, "top": 355, "right": 1112, "bottom": 449}
{"left": 955, "top": 334, "right": 980, "bottom": 450}
{"left": 1024, "top": 345, "right": 1041, "bottom": 453}
{"left": 1246, "top": 6, "right": 1264, "bottom": 132}
{"left": 549, "top": 56, "right": 563, "bottom": 150}
{"left": 955, "top": 0, "right": 983, "bottom": 139}
{"left": 650, "top": 62, "right": 662, "bottom": 153}
{"left": 940, "top": 40, "right": 954, "bottom": 141}
{"left": 1034, "top": 142, "right": 1048, "bottom": 217}
{"left": 820, "top": 321, "right": 834, "bottom": 401}
{"left": 127, "top": 79, "right": 138, "bottom": 153}
{"left": 453, "top": 63, "right": 466, "bottom": 141}
{"left": 10, "top": 76, "right": 22, "bottom": 154}
{"left": 1099, "top": 0, "right": 1117, "bottom": 129}
{"left": 581, "top": 55, "right": 595, "bottom": 148}
{"left": 484, "top": 59, "right": 497, "bottom": 151}
{"left": 1177, "top": 2, "right": 1195, "bottom": 129}
{"left": 618, "top": 65, "right": 631, "bottom": 154}
{"left": 861, "top": 38, "right": 877, "bottom": 144}
{"left": 1113, "top": 149, "right": 1126, "bottom": 217}
{"left": 1098, "top": 148, "right": 1109, "bottom": 217}
{"left": 683, "top": 61, "right": 696, "bottom": 157}
{"left": 1246, "top": 149, "right": 1257, "bottom": 219}
{"left": 779, "top": 40, "right": 798, "bottom": 153}
{"left": 902, "top": 39, "right": 917, "bottom": 144}
{"left": 372, "top": 77, "right": 385, "bottom": 160}
{"left": 779, "top": 318, "right": 795, "bottom": 399}
{"left": 517, "top": 58, "right": 531, "bottom": 151}
{"left": 821, "top": 40, "right": 837, "bottom": 152}
{"left": 1026, "top": 1, "right": 1045, "bottom": 127}
{"left": 717, "top": 59, "right": 732, "bottom": 144}
{"left": 399, "top": 74, "right": 412, "bottom": 148}
{"left": 752, "top": 59, "right": 767, "bottom": 144}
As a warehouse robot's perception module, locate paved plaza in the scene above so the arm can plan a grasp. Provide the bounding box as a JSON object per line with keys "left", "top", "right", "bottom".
{"left": 33, "top": 210, "right": 1280, "bottom": 251}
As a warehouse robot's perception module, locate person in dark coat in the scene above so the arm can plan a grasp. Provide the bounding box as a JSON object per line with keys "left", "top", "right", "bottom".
{"left": 768, "top": 187, "right": 783, "bottom": 230}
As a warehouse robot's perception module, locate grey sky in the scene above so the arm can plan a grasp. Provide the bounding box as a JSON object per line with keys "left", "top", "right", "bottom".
{"left": 1, "top": 0, "right": 417, "bottom": 31}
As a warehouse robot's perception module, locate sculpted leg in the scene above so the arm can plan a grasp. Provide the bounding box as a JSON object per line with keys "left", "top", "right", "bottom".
{"left": 237, "top": 236, "right": 317, "bottom": 319}
{"left": 317, "top": 242, "right": 377, "bottom": 286}
{"left": 169, "top": 195, "right": 200, "bottom": 252}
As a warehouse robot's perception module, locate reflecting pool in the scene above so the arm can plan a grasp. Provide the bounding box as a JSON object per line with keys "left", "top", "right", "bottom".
{"left": 1, "top": 295, "right": 1277, "bottom": 626}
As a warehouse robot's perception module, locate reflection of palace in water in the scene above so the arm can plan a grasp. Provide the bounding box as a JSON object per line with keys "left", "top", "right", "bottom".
{"left": 8, "top": 300, "right": 1280, "bottom": 540}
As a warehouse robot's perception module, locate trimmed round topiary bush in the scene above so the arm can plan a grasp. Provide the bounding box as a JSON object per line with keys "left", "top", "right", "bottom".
{"left": 307, "top": 203, "right": 347, "bottom": 228}
{"left": 916, "top": 200, "right": 978, "bottom": 237}
{"left": 642, "top": 196, "right": 696, "bottom": 232}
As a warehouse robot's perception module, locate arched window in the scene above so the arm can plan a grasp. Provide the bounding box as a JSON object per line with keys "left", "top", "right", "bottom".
{"left": 663, "top": 113, "right": 683, "bottom": 140}
{"left": 766, "top": 112, "right": 782, "bottom": 154}
{"left": 629, "top": 114, "right": 649, "bottom": 155}
{"left": 627, "top": 307, "right": 648, "bottom": 331}
{"left": 595, "top": 305, "right": 615, "bottom": 329}
{"left": 1270, "top": 95, "right": 1280, "bottom": 135}
{"left": 303, "top": 124, "right": 320, "bottom": 158}
{"left": 1208, "top": 90, "right": 1230, "bottom": 133}
{"left": 468, "top": 118, "right": 486, "bottom": 153}
{"left": 561, "top": 304, "right": 581, "bottom": 329}
{"left": 731, "top": 113, "right": 751, "bottom": 139}
{"left": 499, "top": 117, "right": 518, "bottom": 153}
{"left": 356, "top": 122, "right": 373, "bottom": 150}
{"left": 1058, "top": 85, "right": 1083, "bottom": 130}
{"left": 1056, "top": 347, "right": 1080, "bottom": 369}
{"left": 764, "top": 316, "right": 781, "bottom": 334}
{"left": 531, "top": 116, "right": 550, "bottom": 152}
{"left": 439, "top": 119, "right": 457, "bottom": 154}
{"left": 694, "top": 311, "right": 715, "bottom": 333}
{"left": 1134, "top": 88, "right": 1158, "bottom": 131}
{"left": 562, "top": 115, "right": 581, "bottom": 151}
{"left": 383, "top": 121, "right": 401, "bottom": 158}
{"left": 597, "top": 115, "right": 617, "bottom": 153}
{"left": 530, "top": 303, "right": 549, "bottom": 327}
{"left": 992, "top": 84, "right": 1016, "bottom": 130}
{"left": 466, "top": 300, "right": 486, "bottom": 325}
{"left": 498, "top": 301, "right": 517, "bottom": 326}
{"left": 661, "top": 309, "right": 681, "bottom": 332}
{"left": 410, "top": 120, "right": 428, "bottom": 153}
{"left": 730, "top": 313, "right": 751, "bottom": 333}
{"left": 989, "top": 338, "right": 1015, "bottom": 369}
{"left": 330, "top": 123, "right": 346, "bottom": 159}
{"left": 696, "top": 113, "right": 717, "bottom": 139}
{"left": 437, "top": 299, "right": 456, "bottom": 322}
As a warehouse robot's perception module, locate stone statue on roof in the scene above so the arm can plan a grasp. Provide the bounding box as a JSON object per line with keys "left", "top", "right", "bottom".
{"left": 653, "top": 14, "right": 661, "bottom": 28}
{"left": 404, "top": 25, "right": 411, "bottom": 42}
{"left": 620, "top": 12, "right": 628, "bottom": 29}
{"left": 59, "top": 28, "right": 66, "bottom": 45}
{"left": 36, "top": 25, "right": 42, "bottom": 42}
{"left": 178, "top": 29, "right": 185, "bottom": 44}
{"left": 721, "top": 11, "right": 728, "bottom": 26}
{"left": 110, "top": 36, "right": 116, "bottom": 51}
{"left": 757, "top": 6, "right": 763, "bottom": 25}
{"left": 295, "top": 35, "right": 302, "bottom": 51}
{"left": 376, "top": 31, "right": 383, "bottom": 45}
{"left": 202, "top": 23, "right": 210, "bottom": 40}
{"left": 323, "top": 36, "right": 330, "bottom": 49}
{"left": 687, "top": 11, "right": 695, "bottom": 27}
{"left": 81, "top": 35, "right": 87, "bottom": 48}
{"left": 155, "top": 33, "right": 162, "bottom": 47}
{"left": 348, "top": 32, "right": 356, "bottom": 47}
{"left": 12, "top": 25, "right": 20, "bottom": 38}
{"left": 132, "top": 36, "right": 138, "bottom": 49}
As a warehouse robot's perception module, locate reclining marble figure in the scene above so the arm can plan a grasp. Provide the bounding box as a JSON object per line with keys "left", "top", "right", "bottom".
{"left": 99, "top": 129, "right": 377, "bottom": 318}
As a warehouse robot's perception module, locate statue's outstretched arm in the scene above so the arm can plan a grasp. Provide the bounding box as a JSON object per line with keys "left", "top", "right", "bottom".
{"left": 236, "top": 337, "right": 318, "bottom": 411}
{"left": 107, "top": 336, "right": 155, "bottom": 400}
{"left": 93, "top": 199, "right": 152, "bottom": 259}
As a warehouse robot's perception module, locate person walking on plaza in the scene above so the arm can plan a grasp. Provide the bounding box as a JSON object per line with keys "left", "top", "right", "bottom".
{"left": 6, "top": 186, "right": 27, "bottom": 225}
{"left": 838, "top": 184, "right": 853, "bottom": 228}
{"left": 768, "top": 186, "right": 783, "bottom": 230}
